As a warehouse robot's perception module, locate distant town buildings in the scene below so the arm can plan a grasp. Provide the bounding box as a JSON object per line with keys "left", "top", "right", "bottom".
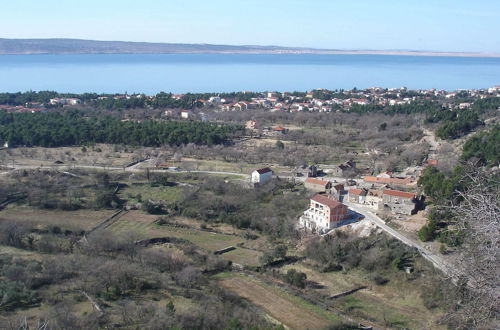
{"left": 50, "top": 98, "right": 81, "bottom": 105}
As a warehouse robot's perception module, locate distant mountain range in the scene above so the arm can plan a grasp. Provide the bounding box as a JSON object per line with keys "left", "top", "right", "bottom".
{"left": 1, "top": 38, "right": 499, "bottom": 57}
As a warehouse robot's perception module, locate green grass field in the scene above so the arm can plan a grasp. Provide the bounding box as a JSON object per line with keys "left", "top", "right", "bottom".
{"left": 119, "top": 183, "right": 185, "bottom": 203}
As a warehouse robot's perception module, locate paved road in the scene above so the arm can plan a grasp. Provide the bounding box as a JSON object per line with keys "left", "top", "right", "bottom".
{"left": 344, "top": 201, "right": 455, "bottom": 277}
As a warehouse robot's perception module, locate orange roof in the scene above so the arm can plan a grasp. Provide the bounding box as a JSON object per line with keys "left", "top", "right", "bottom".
{"left": 348, "top": 188, "right": 365, "bottom": 196}
{"left": 311, "top": 194, "right": 345, "bottom": 209}
{"left": 363, "top": 176, "right": 413, "bottom": 185}
{"left": 383, "top": 189, "right": 415, "bottom": 199}
{"left": 305, "top": 178, "right": 330, "bottom": 187}
{"left": 426, "top": 159, "right": 438, "bottom": 166}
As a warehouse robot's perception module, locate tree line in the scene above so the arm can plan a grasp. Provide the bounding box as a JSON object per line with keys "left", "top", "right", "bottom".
{"left": 0, "top": 110, "right": 242, "bottom": 147}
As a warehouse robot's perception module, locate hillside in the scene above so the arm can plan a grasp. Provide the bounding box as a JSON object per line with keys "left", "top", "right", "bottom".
{"left": 1, "top": 38, "right": 499, "bottom": 57}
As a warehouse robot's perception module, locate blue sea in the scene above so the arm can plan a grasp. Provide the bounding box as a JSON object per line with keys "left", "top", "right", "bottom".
{"left": 0, "top": 54, "right": 499, "bottom": 93}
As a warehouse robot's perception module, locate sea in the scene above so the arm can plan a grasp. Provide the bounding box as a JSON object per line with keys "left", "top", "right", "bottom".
{"left": 0, "top": 54, "right": 499, "bottom": 94}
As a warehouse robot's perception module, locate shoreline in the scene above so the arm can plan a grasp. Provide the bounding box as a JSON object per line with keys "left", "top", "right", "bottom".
{"left": 1, "top": 50, "right": 499, "bottom": 58}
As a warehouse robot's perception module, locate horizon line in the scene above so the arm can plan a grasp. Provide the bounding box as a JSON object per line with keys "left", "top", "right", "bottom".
{"left": 2, "top": 37, "right": 500, "bottom": 57}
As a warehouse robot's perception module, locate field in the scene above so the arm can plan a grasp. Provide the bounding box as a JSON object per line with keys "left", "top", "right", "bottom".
{"left": 105, "top": 211, "right": 264, "bottom": 266}
{"left": 217, "top": 273, "right": 340, "bottom": 329}
{"left": 0, "top": 206, "right": 114, "bottom": 231}
{"left": 118, "top": 183, "right": 185, "bottom": 203}
{"left": 278, "top": 262, "right": 445, "bottom": 329}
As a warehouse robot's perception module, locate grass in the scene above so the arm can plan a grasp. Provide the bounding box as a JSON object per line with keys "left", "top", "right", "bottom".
{"left": 280, "top": 261, "right": 444, "bottom": 329}
{"left": 0, "top": 206, "right": 115, "bottom": 231}
{"left": 218, "top": 273, "right": 340, "bottom": 329}
{"left": 119, "top": 183, "right": 184, "bottom": 203}
{"left": 105, "top": 211, "right": 263, "bottom": 266}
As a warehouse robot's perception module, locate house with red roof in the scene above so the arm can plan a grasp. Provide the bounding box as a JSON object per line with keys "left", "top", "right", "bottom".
{"left": 382, "top": 189, "right": 417, "bottom": 215}
{"left": 304, "top": 178, "right": 332, "bottom": 193}
{"left": 299, "top": 194, "right": 350, "bottom": 233}
{"left": 348, "top": 188, "right": 367, "bottom": 204}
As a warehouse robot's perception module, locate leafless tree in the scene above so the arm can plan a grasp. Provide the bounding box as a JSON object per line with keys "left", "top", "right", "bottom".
{"left": 443, "top": 167, "right": 499, "bottom": 329}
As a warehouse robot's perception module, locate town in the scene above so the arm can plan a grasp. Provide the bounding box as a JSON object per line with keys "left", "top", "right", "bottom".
{"left": 1, "top": 85, "right": 499, "bottom": 115}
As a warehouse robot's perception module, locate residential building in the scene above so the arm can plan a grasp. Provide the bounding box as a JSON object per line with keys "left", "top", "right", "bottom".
{"left": 50, "top": 98, "right": 81, "bottom": 105}
{"left": 331, "top": 160, "right": 356, "bottom": 177}
{"left": 271, "top": 126, "right": 288, "bottom": 135}
{"left": 251, "top": 168, "right": 273, "bottom": 185}
{"left": 304, "top": 178, "right": 332, "bottom": 193}
{"left": 245, "top": 120, "right": 257, "bottom": 129}
{"left": 308, "top": 165, "right": 318, "bottom": 177}
{"left": 382, "top": 189, "right": 416, "bottom": 215}
{"left": 181, "top": 110, "right": 192, "bottom": 119}
{"left": 348, "top": 188, "right": 366, "bottom": 204}
{"left": 365, "top": 189, "right": 383, "bottom": 209}
{"left": 363, "top": 175, "right": 414, "bottom": 187}
{"left": 331, "top": 183, "right": 344, "bottom": 201}
{"left": 299, "top": 194, "right": 350, "bottom": 233}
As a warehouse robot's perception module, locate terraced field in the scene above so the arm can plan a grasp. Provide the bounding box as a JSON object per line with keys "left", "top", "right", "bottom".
{"left": 105, "top": 211, "right": 263, "bottom": 266}
{"left": 217, "top": 273, "right": 340, "bottom": 329}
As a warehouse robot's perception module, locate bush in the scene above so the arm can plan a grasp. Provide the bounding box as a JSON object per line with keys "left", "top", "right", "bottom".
{"left": 372, "top": 275, "right": 389, "bottom": 285}
{"left": 0, "top": 280, "right": 38, "bottom": 311}
{"left": 284, "top": 269, "right": 307, "bottom": 289}
{"left": 417, "top": 221, "right": 437, "bottom": 242}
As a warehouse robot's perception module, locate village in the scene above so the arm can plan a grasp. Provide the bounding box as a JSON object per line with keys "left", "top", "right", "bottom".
{"left": 250, "top": 158, "right": 427, "bottom": 235}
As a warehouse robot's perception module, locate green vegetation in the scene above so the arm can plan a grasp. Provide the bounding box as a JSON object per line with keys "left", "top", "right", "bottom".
{"left": 0, "top": 110, "right": 242, "bottom": 147}
{"left": 435, "top": 109, "right": 482, "bottom": 139}
{"left": 284, "top": 269, "right": 307, "bottom": 288}
{"left": 461, "top": 125, "right": 500, "bottom": 166}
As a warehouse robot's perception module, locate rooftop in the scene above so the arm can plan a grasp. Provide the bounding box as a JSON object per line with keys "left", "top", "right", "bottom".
{"left": 311, "top": 194, "right": 345, "bottom": 209}
{"left": 383, "top": 189, "right": 415, "bottom": 199}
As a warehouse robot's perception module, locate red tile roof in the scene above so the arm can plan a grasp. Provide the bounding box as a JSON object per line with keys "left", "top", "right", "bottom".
{"left": 363, "top": 176, "right": 413, "bottom": 185}
{"left": 348, "top": 188, "right": 365, "bottom": 196}
{"left": 305, "top": 178, "right": 330, "bottom": 187}
{"left": 311, "top": 194, "right": 345, "bottom": 209}
{"left": 383, "top": 189, "right": 415, "bottom": 199}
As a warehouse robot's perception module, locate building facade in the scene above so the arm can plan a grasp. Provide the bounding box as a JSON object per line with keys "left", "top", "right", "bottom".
{"left": 299, "top": 194, "right": 350, "bottom": 233}
{"left": 382, "top": 189, "right": 416, "bottom": 215}
{"left": 251, "top": 168, "right": 273, "bottom": 185}
{"left": 304, "top": 178, "right": 332, "bottom": 193}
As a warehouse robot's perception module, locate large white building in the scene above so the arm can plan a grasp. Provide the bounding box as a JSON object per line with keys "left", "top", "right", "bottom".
{"left": 251, "top": 168, "right": 273, "bottom": 185}
{"left": 299, "top": 194, "right": 350, "bottom": 233}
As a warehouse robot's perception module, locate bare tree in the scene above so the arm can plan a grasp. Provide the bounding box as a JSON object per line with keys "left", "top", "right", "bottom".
{"left": 444, "top": 168, "right": 499, "bottom": 329}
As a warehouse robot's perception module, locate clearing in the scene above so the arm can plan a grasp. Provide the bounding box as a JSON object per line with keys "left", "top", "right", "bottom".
{"left": 0, "top": 206, "right": 115, "bottom": 231}
{"left": 217, "top": 273, "right": 339, "bottom": 329}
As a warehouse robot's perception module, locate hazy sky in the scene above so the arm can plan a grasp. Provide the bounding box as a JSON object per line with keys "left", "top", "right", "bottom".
{"left": 2, "top": 0, "right": 499, "bottom": 52}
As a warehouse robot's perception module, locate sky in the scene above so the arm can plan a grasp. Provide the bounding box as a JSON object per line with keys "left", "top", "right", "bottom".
{"left": 2, "top": 0, "right": 500, "bottom": 53}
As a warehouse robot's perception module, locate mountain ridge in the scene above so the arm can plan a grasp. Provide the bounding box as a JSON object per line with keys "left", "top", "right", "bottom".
{"left": 1, "top": 38, "right": 499, "bottom": 58}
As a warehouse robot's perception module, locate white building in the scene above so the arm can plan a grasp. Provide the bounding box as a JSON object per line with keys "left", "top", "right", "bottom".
{"left": 299, "top": 194, "right": 350, "bottom": 233}
{"left": 181, "top": 110, "right": 192, "bottom": 119}
{"left": 50, "top": 98, "right": 82, "bottom": 105}
{"left": 251, "top": 168, "right": 273, "bottom": 185}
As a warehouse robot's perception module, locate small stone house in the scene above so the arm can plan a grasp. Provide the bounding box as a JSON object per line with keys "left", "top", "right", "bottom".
{"left": 331, "top": 160, "right": 356, "bottom": 177}
{"left": 348, "top": 188, "right": 366, "bottom": 204}
{"left": 331, "top": 183, "right": 344, "bottom": 200}
{"left": 365, "top": 189, "right": 383, "bottom": 209}
{"left": 304, "top": 178, "right": 332, "bottom": 193}
{"left": 382, "top": 189, "right": 416, "bottom": 215}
